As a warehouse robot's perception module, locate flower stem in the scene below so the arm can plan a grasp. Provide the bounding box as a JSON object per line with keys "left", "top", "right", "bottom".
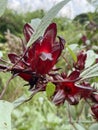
{"left": 0, "top": 75, "right": 14, "bottom": 99}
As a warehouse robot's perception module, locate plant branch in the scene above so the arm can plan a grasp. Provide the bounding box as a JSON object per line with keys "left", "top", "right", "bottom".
{"left": 0, "top": 75, "right": 14, "bottom": 99}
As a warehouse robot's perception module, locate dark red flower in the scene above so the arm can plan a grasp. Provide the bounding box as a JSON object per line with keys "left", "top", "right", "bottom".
{"left": 0, "top": 23, "right": 65, "bottom": 89}
{"left": 91, "top": 104, "right": 98, "bottom": 120}
{"left": 52, "top": 70, "right": 80, "bottom": 105}
{"left": 52, "top": 70, "right": 95, "bottom": 105}
{"left": 74, "top": 51, "right": 87, "bottom": 70}
{"left": 23, "top": 23, "right": 65, "bottom": 75}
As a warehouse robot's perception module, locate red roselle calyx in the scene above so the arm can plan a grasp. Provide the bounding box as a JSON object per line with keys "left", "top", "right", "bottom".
{"left": 0, "top": 23, "right": 65, "bottom": 89}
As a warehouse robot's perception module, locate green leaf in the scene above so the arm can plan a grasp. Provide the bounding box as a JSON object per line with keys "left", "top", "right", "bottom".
{"left": 46, "top": 113, "right": 62, "bottom": 124}
{"left": 87, "top": 0, "right": 98, "bottom": 7}
{"left": 0, "top": 0, "right": 8, "bottom": 17}
{"left": 0, "top": 51, "right": 3, "bottom": 58}
{"left": 80, "top": 63, "right": 98, "bottom": 80}
{"left": 13, "top": 95, "right": 28, "bottom": 108}
{"left": 13, "top": 87, "right": 32, "bottom": 108}
{"left": 30, "top": 18, "right": 41, "bottom": 31}
{"left": 75, "top": 123, "right": 86, "bottom": 130}
{"left": 85, "top": 50, "right": 98, "bottom": 68}
{"left": 27, "top": 0, "right": 71, "bottom": 47}
{"left": 68, "top": 44, "right": 78, "bottom": 51}
{"left": 67, "top": 45, "right": 77, "bottom": 62}
{"left": 70, "top": 106, "right": 77, "bottom": 120}
{"left": 0, "top": 100, "right": 14, "bottom": 130}
{"left": 46, "top": 82, "right": 56, "bottom": 98}
{"left": 76, "top": 99, "right": 84, "bottom": 116}
{"left": 89, "top": 123, "right": 98, "bottom": 130}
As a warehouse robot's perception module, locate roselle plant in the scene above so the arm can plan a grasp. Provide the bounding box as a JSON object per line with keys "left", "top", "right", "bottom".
{"left": 0, "top": 0, "right": 98, "bottom": 130}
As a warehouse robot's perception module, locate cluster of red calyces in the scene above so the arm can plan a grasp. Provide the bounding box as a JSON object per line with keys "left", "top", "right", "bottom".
{"left": 0, "top": 23, "right": 65, "bottom": 89}
{"left": 0, "top": 22, "right": 98, "bottom": 120}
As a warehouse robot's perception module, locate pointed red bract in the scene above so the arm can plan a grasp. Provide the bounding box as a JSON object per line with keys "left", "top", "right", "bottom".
{"left": 74, "top": 51, "right": 87, "bottom": 70}
{"left": 91, "top": 104, "right": 98, "bottom": 120}
{"left": 8, "top": 53, "right": 20, "bottom": 64}
{"left": 23, "top": 23, "right": 34, "bottom": 42}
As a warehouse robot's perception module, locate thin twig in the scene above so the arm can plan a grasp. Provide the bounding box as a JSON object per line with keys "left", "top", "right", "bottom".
{"left": 0, "top": 58, "right": 12, "bottom": 65}
{"left": 67, "top": 103, "right": 78, "bottom": 130}
{"left": 61, "top": 54, "right": 72, "bottom": 70}
{"left": 0, "top": 75, "right": 14, "bottom": 99}
{"left": 11, "top": 48, "right": 29, "bottom": 70}
{"left": 13, "top": 87, "right": 43, "bottom": 108}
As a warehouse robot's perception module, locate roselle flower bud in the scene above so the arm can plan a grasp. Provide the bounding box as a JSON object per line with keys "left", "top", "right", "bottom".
{"left": 91, "top": 104, "right": 98, "bottom": 120}
{"left": 96, "top": 58, "right": 98, "bottom": 63}
{"left": 81, "top": 35, "right": 87, "bottom": 44}
{"left": 74, "top": 51, "right": 87, "bottom": 70}
{"left": 91, "top": 93, "right": 98, "bottom": 103}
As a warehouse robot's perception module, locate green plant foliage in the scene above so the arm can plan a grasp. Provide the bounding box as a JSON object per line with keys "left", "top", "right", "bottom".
{"left": 0, "top": 100, "right": 14, "bottom": 130}
{"left": 87, "top": 0, "right": 98, "bottom": 8}
{"left": 85, "top": 50, "right": 98, "bottom": 68}
{"left": 75, "top": 123, "right": 86, "bottom": 130}
{"left": 0, "top": 0, "right": 7, "bottom": 17}
{"left": 0, "top": 72, "right": 25, "bottom": 101}
{"left": 12, "top": 94, "right": 63, "bottom": 130}
{"left": 46, "top": 82, "right": 56, "bottom": 98}
{"left": 89, "top": 123, "right": 98, "bottom": 130}
{"left": 30, "top": 18, "right": 41, "bottom": 30}
{"left": 80, "top": 63, "right": 98, "bottom": 80}
{"left": 13, "top": 95, "right": 29, "bottom": 108}
{"left": 24, "top": 10, "right": 45, "bottom": 22}
{"left": 66, "top": 45, "right": 77, "bottom": 62}
{"left": 0, "top": 9, "right": 24, "bottom": 36}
